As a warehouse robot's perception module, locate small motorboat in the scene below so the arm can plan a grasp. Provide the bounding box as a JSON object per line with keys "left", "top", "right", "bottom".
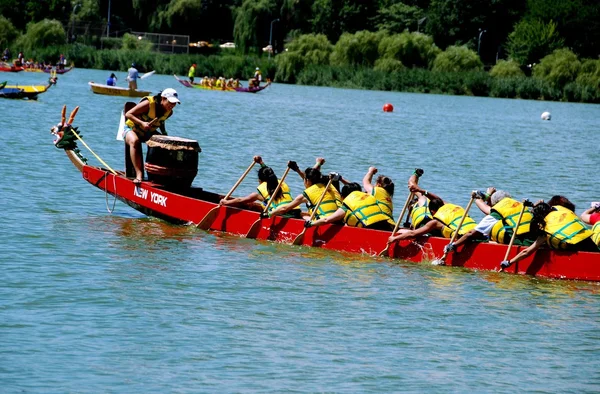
{"left": 88, "top": 82, "right": 151, "bottom": 97}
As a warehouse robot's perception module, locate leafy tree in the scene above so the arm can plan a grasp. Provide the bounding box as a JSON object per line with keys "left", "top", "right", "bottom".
{"left": 576, "top": 59, "right": 600, "bottom": 87}
{"left": 311, "top": 0, "right": 379, "bottom": 43}
{"left": 15, "top": 19, "right": 66, "bottom": 52}
{"left": 374, "top": 2, "right": 425, "bottom": 33}
{"left": 378, "top": 31, "right": 439, "bottom": 68}
{"left": 532, "top": 48, "right": 580, "bottom": 87}
{"left": 432, "top": 45, "right": 483, "bottom": 72}
{"left": 330, "top": 30, "right": 384, "bottom": 67}
{"left": 122, "top": 33, "right": 154, "bottom": 51}
{"left": 374, "top": 57, "right": 405, "bottom": 72}
{"left": 0, "top": 0, "right": 72, "bottom": 31}
{"left": 489, "top": 59, "right": 524, "bottom": 77}
{"left": 0, "top": 16, "right": 19, "bottom": 48}
{"left": 233, "top": 0, "right": 278, "bottom": 54}
{"left": 286, "top": 34, "right": 333, "bottom": 65}
{"left": 506, "top": 19, "right": 564, "bottom": 66}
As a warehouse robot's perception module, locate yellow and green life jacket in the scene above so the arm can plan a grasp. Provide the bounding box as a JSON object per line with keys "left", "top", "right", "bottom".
{"left": 490, "top": 198, "right": 533, "bottom": 244}
{"left": 303, "top": 183, "right": 342, "bottom": 219}
{"left": 410, "top": 198, "right": 432, "bottom": 229}
{"left": 257, "top": 180, "right": 300, "bottom": 214}
{"left": 543, "top": 207, "right": 593, "bottom": 249}
{"left": 371, "top": 186, "right": 395, "bottom": 225}
{"left": 591, "top": 222, "right": 600, "bottom": 249}
{"left": 342, "top": 191, "right": 391, "bottom": 228}
{"left": 433, "top": 203, "right": 477, "bottom": 239}
{"left": 124, "top": 95, "right": 171, "bottom": 140}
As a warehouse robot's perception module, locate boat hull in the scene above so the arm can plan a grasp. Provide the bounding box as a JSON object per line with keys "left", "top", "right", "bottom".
{"left": 174, "top": 75, "right": 270, "bottom": 93}
{"left": 4, "top": 84, "right": 50, "bottom": 94}
{"left": 78, "top": 163, "right": 600, "bottom": 281}
{"left": 88, "top": 82, "right": 150, "bottom": 97}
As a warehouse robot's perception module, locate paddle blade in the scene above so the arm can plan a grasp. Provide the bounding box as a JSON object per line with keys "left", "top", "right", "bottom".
{"left": 292, "top": 229, "right": 306, "bottom": 246}
{"left": 378, "top": 245, "right": 390, "bottom": 257}
{"left": 245, "top": 219, "right": 262, "bottom": 239}
{"left": 141, "top": 70, "right": 155, "bottom": 80}
{"left": 197, "top": 206, "right": 219, "bottom": 230}
{"left": 431, "top": 254, "right": 447, "bottom": 266}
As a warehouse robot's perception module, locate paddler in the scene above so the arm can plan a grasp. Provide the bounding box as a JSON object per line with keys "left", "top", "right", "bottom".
{"left": 269, "top": 160, "right": 342, "bottom": 221}
{"left": 443, "top": 188, "right": 536, "bottom": 255}
{"left": 387, "top": 194, "right": 477, "bottom": 244}
{"left": 220, "top": 156, "right": 302, "bottom": 218}
{"left": 500, "top": 201, "right": 598, "bottom": 269}
{"left": 123, "top": 88, "right": 181, "bottom": 184}
{"left": 305, "top": 181, "right": 395, "bottom": 231}
{"left": 581, "top": 202, "right": 600, "bottom": 250}
{"left": 362, "top": 166, "right": 396, "bottom": 227}
{"left": 406, "top": 169, "right": 442, "bottom": 229}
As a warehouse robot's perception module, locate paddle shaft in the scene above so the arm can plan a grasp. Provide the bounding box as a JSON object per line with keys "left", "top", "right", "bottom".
{"left": 438, "top": 195, "right": 476, "bottom": 262}
{"left": 379, "top": 192, "right": 414, "bottom": 257}
{"left": 245, "top": 167, "right": 291, "bottom": 239}
{"left": 292, "top": 177, "right": 335, "bottom": 246}
{"left": 502, "top": 200, "right": 528, "bottom": 262}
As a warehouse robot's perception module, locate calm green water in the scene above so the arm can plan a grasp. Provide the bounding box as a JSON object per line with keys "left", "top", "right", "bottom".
{"left": 1, "top": 69, "right": 599, "bottom": 393}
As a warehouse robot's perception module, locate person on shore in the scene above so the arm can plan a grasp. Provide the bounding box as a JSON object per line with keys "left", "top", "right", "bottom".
{"left": 219, "top": 156, "right": 302, "bottom": 218}
{"left": 269, "top": 162, "right": 342, "bottom": 220}
{"left": 188, "top": 63, "right": 196, "bottom": 84}
{"left": 387, "top": 193, "right": 477, "bottom": 244}
{"left": 363, "top": 166, "right": 395, "bottom": 226}
{"left": 444, "top": 188, "right": 535, "bottom": 254}
{"left": 500, "top": 201, "right": 598, "bottom": 269}
{"left": 127, "top": 63, "right": 140, "bottom": 90}
{"left": 306, "top": 181, "right": 395, "bottom": 231}
{"left": 106, "top": 73, "right": 117, "bottom": 86}
{"left": 123, "top": 88, "right": 181, "bottom": 183}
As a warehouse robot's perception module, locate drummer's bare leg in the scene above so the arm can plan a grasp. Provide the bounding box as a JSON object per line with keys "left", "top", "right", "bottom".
{"left": 125, "top": 132, "right": 144, "bottom": 182}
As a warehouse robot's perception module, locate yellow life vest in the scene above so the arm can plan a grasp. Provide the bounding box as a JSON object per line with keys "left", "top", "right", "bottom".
{"left": 342, "top": 191, "right": 390, "bottom": 228}
{"left": 215, "top": 79, "right": 222, "bottom": 87}
{"left": 410, "top": 198, "right": 432, "bottom": 229}
{"left": 188, "top": 66, "right": 196, "bottom": 78}
{"left": 256, "top": 180, "right": 299, "bottom": 213}
{"left": 433, "top": 203, "right": 477, "bottom": 239}
{"left": 371, "top": 187, "right": 395, "bottom": 225}
{"left": 543, "top": 208, "right": 593, "bottom": 249}
{"left": 303, "top": 184, "right": 342, "bottom": 219}
{"left": 591, "top": 222, "right": 600, "bottom": 249}
{"left": 490, "top": 198, "right": 533, "bottom": 244}
{"left": 125, "top": 95, "right": 172, "bottom": 140}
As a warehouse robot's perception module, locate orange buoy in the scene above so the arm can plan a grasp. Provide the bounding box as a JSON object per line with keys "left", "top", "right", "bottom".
{"left": 383, "top": 103, "right": 394, "bottom": 112}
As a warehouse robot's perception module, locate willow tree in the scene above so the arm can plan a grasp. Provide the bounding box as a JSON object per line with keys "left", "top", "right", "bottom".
{"left": 233, "top": 0, "right": 278, "bottom": 54}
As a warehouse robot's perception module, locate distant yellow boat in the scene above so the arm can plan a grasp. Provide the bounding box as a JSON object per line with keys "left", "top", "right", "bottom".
{"left": 4, "top": 83, "right": 52, "bottom": 93}
{"left": 88, "top": 82, "right": 150, "bottom": 97}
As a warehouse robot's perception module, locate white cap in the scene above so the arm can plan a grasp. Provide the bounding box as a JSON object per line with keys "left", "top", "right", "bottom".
{"left": 256, "top": 67, "right": 260, "bottom": 70}
{"left": 161, "top": 88, "right": 180, "bottom": 104}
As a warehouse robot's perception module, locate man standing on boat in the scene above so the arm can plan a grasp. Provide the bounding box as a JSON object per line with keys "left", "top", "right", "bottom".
{"left": 123, "top": 88, "right": 181, "bottom": 183}
{"left": 188, "top": 63, "right": 196, "bottom": 84}
{"left": 127, "top": 63, "right": 140, "bottom": 90}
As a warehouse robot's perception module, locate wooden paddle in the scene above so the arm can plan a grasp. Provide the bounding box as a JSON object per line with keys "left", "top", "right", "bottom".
{"left": 292, "top": 175, "right": 335, "bottom": 246}
{"left": 196, "top": 160, "right": 257, "bottom": 230}
{"left": 245, "top": 167, "right": 291, "bottom": 239}
{"left": 432, "top": 193, "right": 476, "bottom": 266}
{"left": 379, "top": 192, "right": 414, "bottom": 257}
{"left": 500, "top": 199, "right": 530, "bottom": 271}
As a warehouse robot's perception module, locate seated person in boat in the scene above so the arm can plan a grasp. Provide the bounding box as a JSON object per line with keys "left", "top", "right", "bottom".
{"left": 232, "top": 79, "right": 242, "bottom": 88}
{"left": 306, "top": 181, "right": 395, "bottom": 231}
{"left": 388, "top": 196, "right": 477, "bottom": 244}
{"left": 363, "top": 166, "right": 395, "bottom": 228}
{"left": 581, "top": 202, "right": 600, "bottom": 250}
{"left": 501, "top": 201, "right": 598, "bottom": 269}
{"left": 215, "top": 77, "right": 223, "bottom": 88}
{"left": 106, "top": 73, "right": 117, "bottom": 86}
{"left": 220, "top": 156, "right": 302, "bottom": 219}
{"left": 226, "top": 78, "right": 234, "bottom": 88}
{"left": 444, "top": 188, "right": 536, "bottom": 254}
{"left": 123, "top": 88, "right": 181, "bottom": 183}
{"left": 270, "top": 164, "right": 343, "bottom": 221}
{"left": 250, "top": 67, "right": 262, "bottom": 88}
{"left": 405, "top": 169, "right": 443, "bottom": 230}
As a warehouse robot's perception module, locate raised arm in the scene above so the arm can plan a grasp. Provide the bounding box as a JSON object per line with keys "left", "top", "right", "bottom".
{"left": 388, "top": 219, "right": 440, "bottom": 243}
{"left": 363, "top": 166, "right": 377, "bottom": 194}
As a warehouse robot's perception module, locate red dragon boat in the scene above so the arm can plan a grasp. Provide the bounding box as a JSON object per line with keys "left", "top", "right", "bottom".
{"left": 0, "top": 62, "right": 24, "bottom": 72}
{"left": 51, "top": 108, "right": 600, "bottom": 282}
{"left": 174, "top": 75, "right": 270, "bottom": 93}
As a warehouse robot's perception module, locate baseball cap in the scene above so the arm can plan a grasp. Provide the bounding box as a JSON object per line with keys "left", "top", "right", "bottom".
{"left": 161, "top": 88, "right": 181, "bottom": 104}
{"left": 256, "top": 67, "right": 260, "bottom": 70}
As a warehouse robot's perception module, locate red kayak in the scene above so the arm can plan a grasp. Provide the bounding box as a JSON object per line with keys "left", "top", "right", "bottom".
{"left": 51, "top": 111, "right": 600, "bottom": 282}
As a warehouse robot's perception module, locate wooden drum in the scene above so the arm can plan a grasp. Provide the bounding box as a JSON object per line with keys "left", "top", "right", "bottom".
{"left": 144, "top": 135, "right": 201, "bottom": 189}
